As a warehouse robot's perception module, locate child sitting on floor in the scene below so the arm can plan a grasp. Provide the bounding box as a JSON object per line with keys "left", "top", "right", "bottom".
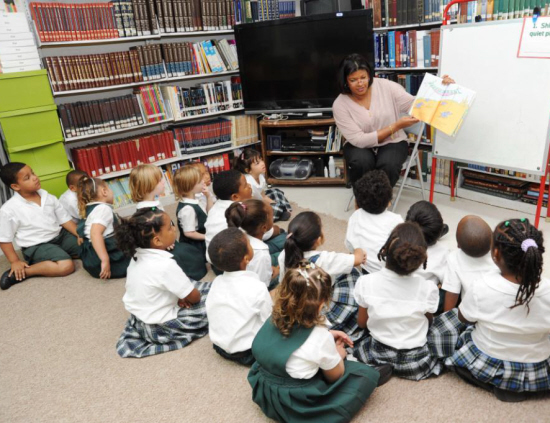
{"left": 189, "top": 162, "right": 216, "bottom": 211}
{"left": 248, "top": 263, "right": 385, "bottom": 423}
{"left": 0, "top": 163, "right": 81, "bottom": 290}
{"left": 77, "top": 176, "right": 130, "bottom": 279}
{"left": 205, "top": 228, "right": 272, "bottom": 365}
{"left": 446, "top": 218, "right": 550, "bottom": 402}
{"left": 59, "top": 169, "right": 87, "bottom": 222}
{"left": 234, "top": 148, "right": 292, "bottom": 221}
{"left": 115, "top": 208, "right": 209, "bottom": 358}
{"left": 345, "top": 170, "right": 404, "bottom": 274}
{"left": 442, "top": 215, "right": 498, "bottom": 311}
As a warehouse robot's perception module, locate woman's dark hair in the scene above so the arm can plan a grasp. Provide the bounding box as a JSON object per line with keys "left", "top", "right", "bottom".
{"left": 226, "top": 199, "right": 268, "bottom": 238}
{"left": 493, "top": 218, "right": 544, "bottom": 311}
{"left": 405, "top": 200, "right": 444, "bottom": 246}
{"left": 212, "top": 169, "right": 243, "bottom": 200}
{"left": 234, "top": 148, "right": 261, "bottom": 174}
{"left": 354, "top": 170, "right": 393, "bottom": 215}
{"left": 116, "top": 208, "right": 166, "bottom": 258}
{"left": 337, "top": 53, "right": 374, "bottom": 94}
{"left": 284, "top": 212, "right": 322, "bottom": 270}
{"left": 208, "top": 228, "right": 249, "bottom": 272}
{"left": 379, "top": 222, "right": 427, "bottom": 276}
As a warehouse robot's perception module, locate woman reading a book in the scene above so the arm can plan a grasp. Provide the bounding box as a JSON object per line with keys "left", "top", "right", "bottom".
{"left": 332, "top": 54, "right": 454, "bottom": 187}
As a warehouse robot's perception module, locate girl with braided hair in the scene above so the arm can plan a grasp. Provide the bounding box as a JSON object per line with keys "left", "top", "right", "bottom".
{"left": 115, "top": 208, "right": 209, "bottom": 358}
{"left": 446, "top": 218, "right": 550, "bottom": 402}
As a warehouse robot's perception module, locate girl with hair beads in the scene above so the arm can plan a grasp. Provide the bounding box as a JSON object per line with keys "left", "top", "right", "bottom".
{"left": 129, "top": 164, "right": 166, "bottom": 210}
{"left": 235, "top": 148, "right": 292, "bottom": 222}
{"left": 446, "top": 218, "right": 550, "bottom": 402}
{"left": 248, "top": 263, "right": 385, "bottom": 423}
{"left": 226, "top": 199, "right": 279, "bottom": 287}
{"left": 115, "top": 208, "right": 209, "bottom": 358}
{"left": 353, "top": 222, "right": 464, "bottom": 381}
{"left": 77, "top": 176, "right": 130, "bottom": 279}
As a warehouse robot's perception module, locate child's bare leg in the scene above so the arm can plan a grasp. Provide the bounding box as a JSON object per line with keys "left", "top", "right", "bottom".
{"left": 24, "top": 259, "right": 75, "bottom": 278}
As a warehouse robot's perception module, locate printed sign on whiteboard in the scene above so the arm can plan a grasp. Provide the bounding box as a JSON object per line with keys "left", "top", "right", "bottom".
{"left": 518, "top": 17, "right": 550, "bottom": 58}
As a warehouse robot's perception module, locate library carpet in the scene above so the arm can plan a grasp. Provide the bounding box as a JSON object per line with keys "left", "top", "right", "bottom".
{"left": 1, "top": 202, "right": 549, "bottom": 423}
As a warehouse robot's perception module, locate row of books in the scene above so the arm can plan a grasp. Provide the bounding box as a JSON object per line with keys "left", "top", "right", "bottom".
{"left": 0, "top": 12, "right": 41, "bottom": 74}
{"left": 369, "top": 0, "right": 455, "bottom": 28}
{"left": 71, "top": 130, "right": 177, "bottom": 177}
{"left": 226, "top": 114, "right": 259, "bottom": 147}
{"left": 521, "top": 183, "right": 548, "bottom": 207}
{"left": 234, "top": 0, "right": 296, "bottom": 23}
{"left": 109, "top": 169, "right": 174, "bottom": 209}
{"left": 461, "top": 169, "right": 529, "bottom": 201}
{"left": 174, "top": 118, "right": 232, "bottom": 153}
{"left": 404, "top": 152, "right": 452, "bottom": 186}
{"left": 168, "top": 153, "right": 232, "bottom": 180}
{"left": 458, "top": 0, "right": 550, "bottom": 23}
{"left": 378, "top": 72, "right": 426, "bottom": 96}
{"left": 374, "top": 29, "right": 440, "bottom": 69}
{"left": 464, "top": 163, "right": 535, "bottom": 181}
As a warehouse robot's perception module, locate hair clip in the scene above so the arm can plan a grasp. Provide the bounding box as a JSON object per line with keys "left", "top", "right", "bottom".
{"left": 240, "top": 202, "right": 247, "bottom": 211}
{"left": 286, "top": 232, "right": 293, "bottom": 239}
{"left": 521, "top": 238, "right": 538, "bottom": 252}
{"left": 504, "top": 221, "right": 510, "bottom": 227}
{"left": 297, "top": 268, "right": 311, "bottom": 286}
{"left": 520, "top": 218, "right": 526, "bottom": 222}
{"left": 91, "top": 178, "right": 96, "bottom": 193}
{"left": 151, "top": 207, "right": 156, "bottom": 211}
{"left": 240, "top": 153, "right": 245, "bottom": 160}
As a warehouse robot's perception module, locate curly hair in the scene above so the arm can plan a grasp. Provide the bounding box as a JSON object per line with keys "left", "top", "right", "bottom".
{"left": 115, "top": 208, "right": 166, "bottom": 258}
{"left": 225, "top": 199, "right": 269, "bottom": 238}
{"left": 405, "top": 200, "right": 444, "bottom": 247}
{"left": 353, "top": 170, "right": 393, "bottom": 214}
{"left": 208, "top": 228, "right": 249, "bottom": 272}
{"left": 284, "top": 212, "right": 323, "bottom": 270}
{"left": 234, "top": 148, "right": 262, "bottom": 174}
{"left": 378, "top": 222, "right": 427, "bottom": 276}
{"left": 272, "top": 262, "right": 332, "bottom": 337}
{"left": 77, "top": 176, "right": 108, "bottom": 218}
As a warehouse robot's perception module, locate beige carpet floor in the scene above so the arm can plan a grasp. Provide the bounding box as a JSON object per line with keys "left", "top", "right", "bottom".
{"left": 1, "top": 202, "right": 549, "bottom": 423}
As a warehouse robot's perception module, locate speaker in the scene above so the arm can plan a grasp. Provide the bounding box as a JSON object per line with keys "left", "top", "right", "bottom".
{"left": 269, "top": 158, "right": 314, "bottom": 180}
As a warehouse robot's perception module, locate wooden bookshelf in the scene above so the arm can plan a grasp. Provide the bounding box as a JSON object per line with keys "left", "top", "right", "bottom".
{"left": 267, "top": 176, "right": 345, "bottom": 186}
{"left": 266, "top": 151, "right": 344, "bottom": 156}
{"left": 373, "top": 21, "right": 444, "bottom": 32}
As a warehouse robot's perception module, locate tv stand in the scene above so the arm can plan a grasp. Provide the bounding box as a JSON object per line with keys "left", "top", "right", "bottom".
{"left": 282, "top": 112, "right": 333, "bottom": 120}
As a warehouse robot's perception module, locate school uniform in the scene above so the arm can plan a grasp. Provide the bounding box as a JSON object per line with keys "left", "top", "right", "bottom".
{"left": 442, "top": 250, "right": 498, "bottom": 297}
{"left": 248, "top": 319, "right": 379, "bottom": 423}
{"left": 205, "top": 199, "right": 233, "bottom": 262}
{"left": 345, "top": 208, "right": 404, "bottom": 274}
{"left": 246, "top": 234, "right": 272, "bottom": 287}
{"left": 176, "top": 197, "right": 207, "bottom": 257}
{"left": 59, "top": 189, "right": 80, "bottom": 223}
{"left": 415, "top": 242, "right": 450, "bottom": 286}
{"left": 353, "top": 268, "right": 464, "bottom": 380}
{"left": 135, "top": 200, "right": 163, "bottom": 210}
{"left": 446, "top": 273, "right": 550, "bottom": 392}
{"left": 196, "top": 186, "right": 216, "bottom": 210}
{"left": 77, "top": 202, "right": 130, "bottom": 279}
{"left": 116, "top": 248, "right": 210, "bottom": 358}
{"left": 245, "top": 173, "right": 292, "bottom": 222}
{"left": 206, "top": 270, "right": 272, "bottom": 365}
{"left": 0, "top": 189, "right": 79, "bottom": 263}
{"left": 278, "top": 250, "right": 355, "bottom": 285}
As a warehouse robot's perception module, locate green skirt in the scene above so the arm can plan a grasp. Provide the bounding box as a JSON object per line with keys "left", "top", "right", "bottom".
{"left": 248, "top": 360, "right": 379, "bottom": 423}
{"left": 171, "top": 241, "right": 208, "bottom": 281}
{"left": 80, "top": 236, "right": 130, "bottom": 279}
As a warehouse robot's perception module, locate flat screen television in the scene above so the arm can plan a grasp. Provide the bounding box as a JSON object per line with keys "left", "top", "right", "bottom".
{"left": 234, "top": 10, "right": 374, "bottom": 114}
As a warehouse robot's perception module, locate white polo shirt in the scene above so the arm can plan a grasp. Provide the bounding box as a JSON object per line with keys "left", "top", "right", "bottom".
{"left": 204, "top": 199, "right": 233, "bottom": 261}
{"left": 83, "top": 202, "right": 115, "bottom": 239}
{"left": 245, "top": 173, "right": 266, "bottom": 201}
{"left": 354, "top": 268, "right": 439, "bottom": 350}
{"left": 442, "top": 250, "right": 498, "bottom": 295}
{"left": 205, "top": 270, "right": 272, "bottom": 354}
{"left": 414, "top": 242, "right": 449, "bottom": 286}
{"left": 122, "top": 248, "right": 195, "bottom": 324}
{"left": 345, "top": 208, "right": 404, "bottom": 274}
{"left": 177, "top": 198, "right": 206, "bottom": 233}
{"left": 278, "top": 250, "right": 355, "bottom": 285}
{"left": 135, "top": 200, "right": 164, "bottom": 210}
{"left": 459, "top": 273, "right": 550, "bottom": 363}
{"left": 0, "top": 189, "right": 71, "bottom": 248}
{"left": 59, "top": 189, "right": 80, "bottom": 222}
{"left": 247, "top": 234, "right": 272, "bottom": 286}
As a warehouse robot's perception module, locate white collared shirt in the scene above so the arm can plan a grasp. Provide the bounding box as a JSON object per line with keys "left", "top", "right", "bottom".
{"left": 59, "top": 189, "right": 80, "bottom": 222}
{"left": 205, "top": 199, "right": 233, "bottom": 261}
{"left": 459, "top": 273, "right": 550, "bottom": 363}
{"left": 414, "top": 242, "right": 449, "bottom": 286}
{"left": 205, "top": 270, "right": 272, "bottom": 354}
{"left": 177, "top": 198, "right": 206, "bottom": 233}
{"left": 245, "top": 173, "right": 266, "bottom": 201}
{"left": 83, "top": 202, "right": 115, "bottom": 239}
{"left": 247, "top": 234, "right": 272, "bottom": 286}
{"left": 123, "top": 248, "right": 195, "bottom": 324}
{"left": 0, "top": 189, "right": 71, "bottom": 248}
{"left": 278, "top": 250, "right": 355, "bottom": 285}
{"left": 135, "top": 200, "right": 164, "bottom": 211}
{"left": 354, "top": 268, "right": 439, "bottom": 350}
{"left": 442, "top": 250, "right": 498, "bottom": 295}
{"left": 345, "top": 208, "right": 404, "bottom": 274}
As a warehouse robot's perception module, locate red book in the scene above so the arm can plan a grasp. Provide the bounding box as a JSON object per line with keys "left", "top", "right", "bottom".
{"left": 120, "top": 141, "right": 132, "bottom": 169}
{"left": 100, "top": 144, "right": 111, "bottom": 173}
{"left": 93, "top": 147, "right": 104, "bottom": 176}
{"left": 107, "top": 143, "right": 118, "bottom": 172}
{"left": 223, "top": 153, "right": 230, "bottom": 171}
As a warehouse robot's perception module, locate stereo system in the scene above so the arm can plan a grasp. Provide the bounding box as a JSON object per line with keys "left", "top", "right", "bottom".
{"left": 269, "top": 158, "right": 314, "bottom": 180}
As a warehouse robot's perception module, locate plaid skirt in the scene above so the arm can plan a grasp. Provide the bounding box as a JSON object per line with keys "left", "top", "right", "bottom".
{"left": 116, "top": 281, "right": 210, "bottom": 358}
{"left": 265, "top": 188, "right": 292, "bottom": 221}
{"left": 354, "top": 309, "right": 466, "bottom": 381}
{"left": 445, "top": 328, "right": 550, "bottom": 392}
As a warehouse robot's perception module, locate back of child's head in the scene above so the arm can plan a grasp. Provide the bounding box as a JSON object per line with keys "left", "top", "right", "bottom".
{"left": 0, "top": 162, "right": 26, "bottom": 187}
{"left": 284, "top": 211, "right": 323, "bottom": 270}
{"left": 208, "top": 227, "right": 249, "bottom": 272}
{"left": 234, "top": 148, "right": 261, "bottom": 174}
{"left": 272, "top": 262, "right": 332, "bottom": 337}
{"left": 379, "top": 222, "right": 427, "bottom": 276}
{"left": 66, "top": 170, "right": 87, "bottom": 188}
{"left": 212, "top": 169, "right": 243, "bottom": 200}
{"left": 173, "top": 165, "right": 201, "bottom": 200}
{"left": 457, "top": 215, "right": 492, "bottom": 258}
{"left": 77, "top": 176, "right": 108, "bottom": 217}
{"left": 116, "top": 208, "right": 166, "bottom": 257}
{"left": 129, "top": 164, "right": 162, "bottom": 203}
{"left": 225, "top": 199, "right": 269, "bottom": 237}
{"left": 493, "top": 218, "right": 545, "bottom": 310}
{"left": 405, "top": 200, "right": 444, "bottom": 247}
{"left": 353, "top": 170, "right": 393, "bottom": 214}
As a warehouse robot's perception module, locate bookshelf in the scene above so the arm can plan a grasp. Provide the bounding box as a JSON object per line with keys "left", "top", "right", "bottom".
{"left": 376, "top": 67, "right": 438, "bottom": 71}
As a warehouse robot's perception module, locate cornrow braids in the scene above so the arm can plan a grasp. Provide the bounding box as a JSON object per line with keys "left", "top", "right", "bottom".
{"left": 115, "top": 208, "right": 166, "bottom": 258}
{"left": 493, "top": 218, "right": 544, "bottom": 311}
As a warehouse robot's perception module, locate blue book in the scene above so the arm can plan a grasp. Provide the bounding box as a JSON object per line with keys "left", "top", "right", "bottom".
{"left": 423, "top": 33, "right": 431, "bottom": 68}
{"left": 388, "top": 31, "right": 396, "bottom": 68}
{"left": 374, "top": 33, "right": 381, "bottom": 68}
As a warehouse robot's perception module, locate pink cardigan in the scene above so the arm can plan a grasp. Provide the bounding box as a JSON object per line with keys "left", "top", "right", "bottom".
{"left": 332, "top": 78, "right": 415, "bottom": 149}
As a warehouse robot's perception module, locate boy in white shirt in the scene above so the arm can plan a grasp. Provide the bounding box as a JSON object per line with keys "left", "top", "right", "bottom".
{"left": 58, "top": 169, "right": 87, "bottom": 222}
{"left": 0, "top": 163, "right": 81, "bottom": 290}
{"left": 345, "top": 170, "right": 403, "bottom": 274}
{"left": 442, "top": 215, "right": 498, "bottom": 311}
{"left": 206, "top": 228, "right": 272, "bottom": 365}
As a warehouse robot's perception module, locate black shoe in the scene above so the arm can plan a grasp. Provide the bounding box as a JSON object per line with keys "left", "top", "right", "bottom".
{"left": 455, "top": 366, "right": 493, "bottom": 392}
{"left": 0, "top": 269, "right": 18, "bottom": 290}
{"left": 493, "top": 387, "right": 529, "bottom": 403}
{"left": 373, "top": 363, "right": 393, "bottom": 387}
{"left": 440, "top": 224, "right": 449, "bottom": 239}
{"left": 279, "top": 211, "right": 291, "bottom": 222}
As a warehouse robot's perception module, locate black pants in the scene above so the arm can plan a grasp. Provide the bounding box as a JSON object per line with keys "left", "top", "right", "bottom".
{"left": 213, "top": 344, "right": 255, "bottom": 366}
{"left": 343, "top": 140, "right": 409, "bottom": 187}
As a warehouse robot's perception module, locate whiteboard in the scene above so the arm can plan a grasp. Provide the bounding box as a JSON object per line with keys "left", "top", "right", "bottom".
{"left": 433, "top": 19, "right": 550, "bottom": 176}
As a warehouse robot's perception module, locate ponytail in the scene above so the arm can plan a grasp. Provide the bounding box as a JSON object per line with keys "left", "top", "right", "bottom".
{"left": 115, "top": 208, "right": 166, "bottom": 258}
{"left": 225, "top": 199, "right": 268, "bottom": 238}
{"left": 284, "top": 212, "right": 322, "bottom": 270}
{"left": 77, "top": 176, "right": 105, "bottom": 218}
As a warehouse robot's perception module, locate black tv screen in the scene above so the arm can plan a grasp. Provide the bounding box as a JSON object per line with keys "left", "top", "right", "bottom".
{"left": 234, "top": 10, "right": 374, "bottom": 114}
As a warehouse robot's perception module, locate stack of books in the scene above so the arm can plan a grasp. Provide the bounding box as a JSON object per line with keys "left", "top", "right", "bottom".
{"left": 234, "top": 0, "right": 296, "bottom": 23}
{"left": 461, "top": 169, "right": 530, "bottom": 201}
{"left": 325, "top": 126, "right": 343, "bottom": 153}
{"left": 374, "top": 29, "right": 440, "bottom": 69}
{"left": 173, "top": 118, "right": 232, "bottom": 153}
{"left": 0, "top": 12, "right": 41, "bottom": 73}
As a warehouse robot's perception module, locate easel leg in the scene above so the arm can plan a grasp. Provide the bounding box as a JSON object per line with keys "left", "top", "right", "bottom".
{"left": 429, "top": 157, "right": 437, "bottom": 203}
{"left": 535, "top": 150, "right": 550, "bottom": 228}
{"left": 450, "top": 161, "right": 456, "bottom": 202}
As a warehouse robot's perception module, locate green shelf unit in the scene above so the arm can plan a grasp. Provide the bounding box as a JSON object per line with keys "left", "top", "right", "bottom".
{"left": 8, "top": 141, "right": 70, "bottom": 177}
{"left": 0, "top": 70, "right": 55, "bottom": 113}
{"left": 38, "top": 169, "right": 70, "bottom": 197}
